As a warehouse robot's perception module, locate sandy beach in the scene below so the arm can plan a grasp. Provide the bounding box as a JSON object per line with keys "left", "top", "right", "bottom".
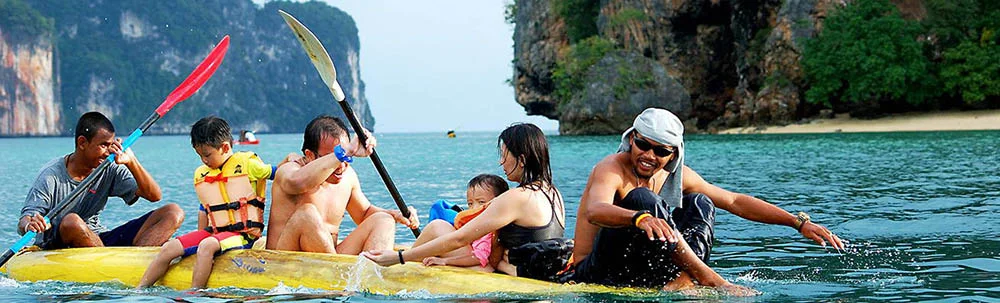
{"left": 717, "top": 109, "right": 1000, "bottom": 134}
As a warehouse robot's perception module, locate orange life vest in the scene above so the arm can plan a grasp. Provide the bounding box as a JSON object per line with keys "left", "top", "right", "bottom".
{"left": 193, "top": 152, "right": 268, "bottom": 238}
{"left": 454, "top": 202, "right": 489, "bottom": 229}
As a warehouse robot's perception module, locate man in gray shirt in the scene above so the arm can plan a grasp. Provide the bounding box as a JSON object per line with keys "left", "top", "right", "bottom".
{"left": 18, "top": 112, "right": 184, "bottom": 249}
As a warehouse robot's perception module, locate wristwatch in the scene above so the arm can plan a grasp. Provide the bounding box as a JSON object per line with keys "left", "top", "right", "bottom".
{"left": 794, "top": 212, "right": 811, "bottom": 231}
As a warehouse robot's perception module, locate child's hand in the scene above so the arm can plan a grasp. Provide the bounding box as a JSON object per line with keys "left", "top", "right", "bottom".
{"left": 422, "top": 256, "right": 447, "bottom": 266}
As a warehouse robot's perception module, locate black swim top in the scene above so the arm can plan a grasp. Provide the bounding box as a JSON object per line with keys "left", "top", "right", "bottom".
{"left": 497, "top": 193, "right": 565, "bottom": 249}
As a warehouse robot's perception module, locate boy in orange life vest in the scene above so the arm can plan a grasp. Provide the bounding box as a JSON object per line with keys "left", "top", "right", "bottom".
{"left": 138, "top": 116, "right": 275, "bottom": 289}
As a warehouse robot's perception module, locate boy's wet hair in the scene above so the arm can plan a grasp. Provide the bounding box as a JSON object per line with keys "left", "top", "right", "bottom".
{"left": 467, "top": 174, "right": 509, "bottom": 197}
{"left": 75, "top": 112, "right": 115, "bottom": 141}
{"left": 302, "top": 115, "right": 349, "bottom": 155}
{"left": 190, "top": 116, "right": 233, "bottom": 148}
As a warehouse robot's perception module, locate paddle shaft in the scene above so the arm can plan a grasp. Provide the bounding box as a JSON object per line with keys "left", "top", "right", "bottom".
{"left": 0, "top": 112, "right": 161, "bottom": 267}
{"left": 336, "top": 101, "right": 419, "bottom": 237}
{"left": 1, "top": 36, "right": 229, "bottom": 269}
{"left": 275, "top": 11, "right": 419, "bottom": 237}
{"left": 60, "top": 113, "right": 163, "bottom": 215}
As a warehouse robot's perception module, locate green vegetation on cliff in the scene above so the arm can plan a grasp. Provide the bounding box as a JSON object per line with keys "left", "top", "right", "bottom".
{"left": 553, "top": 1, "right": 653, "bottom": 107}
{"left": 20, "top": 0, "right": 372, "bottom": 134}
{"left": 802, "top": 0, "right": 936, "bottom": 110}
{"left": 0, "top": 0, "right": 52, "bottom": 41}
{"left": 803, "top": 0, "right": 1000, "bottom": 113}
{"left": 928, "top": 0, "right": 1000, "bottom": 105}
{"left": 553, "top": 36, "right": 613, "bottom": 104}
{"left": 555, "top": 0, "right": 599, "bottom": 43}
{"left": 940, "top": 41, "right": 1000, "bottom": 104}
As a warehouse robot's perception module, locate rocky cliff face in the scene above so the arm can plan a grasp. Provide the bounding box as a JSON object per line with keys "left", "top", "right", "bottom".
{"left": 0, "top": 29, "right": 59, "bottom": 136}
{"left": 512, "top": 0, "right": 852, "bottom": 134}
{"left": 512, "top": 0, "right": 567, "bottom": 119}
{"left": 1, "top": 0, "right": 373, "bottom": 136}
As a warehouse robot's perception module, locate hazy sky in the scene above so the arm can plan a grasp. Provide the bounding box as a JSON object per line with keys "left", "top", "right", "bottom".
{"left": 304, "top": 0, "right": 559, "bottom": 133}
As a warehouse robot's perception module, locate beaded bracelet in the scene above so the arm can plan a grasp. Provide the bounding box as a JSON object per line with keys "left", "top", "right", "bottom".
{"left": 632, "top": 210, "right": 652, "bottom": 226}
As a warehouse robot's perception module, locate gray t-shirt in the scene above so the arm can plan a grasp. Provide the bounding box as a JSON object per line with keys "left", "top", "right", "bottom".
{"left": 21, "top": 155, "right": 139, "bottom": 247}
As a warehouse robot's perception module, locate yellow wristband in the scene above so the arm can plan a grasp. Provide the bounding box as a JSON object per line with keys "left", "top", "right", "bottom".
{"left": 634, "top": 213, "right": 653, "bottom": 226}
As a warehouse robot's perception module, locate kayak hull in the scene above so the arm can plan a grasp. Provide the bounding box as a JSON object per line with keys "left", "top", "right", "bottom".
{"left": 0, "top": 247, "right": 634, "bottom": 295}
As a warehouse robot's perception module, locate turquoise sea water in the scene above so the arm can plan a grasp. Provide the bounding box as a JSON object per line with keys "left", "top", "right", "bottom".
{"left": 0, "top": 131, "right": 998, "bottom": 302}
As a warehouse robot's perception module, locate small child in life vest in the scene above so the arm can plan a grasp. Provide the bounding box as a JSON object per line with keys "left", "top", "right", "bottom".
{"left": 138, "top": 116, "right": 274, "bottom": 289}
{"left": 422, "top": 174, "right": 514, "bottom": 273}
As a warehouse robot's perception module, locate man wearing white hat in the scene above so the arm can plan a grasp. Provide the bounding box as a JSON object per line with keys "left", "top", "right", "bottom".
{"left": 566, "top": 108, "right": 844, "bottom": 290}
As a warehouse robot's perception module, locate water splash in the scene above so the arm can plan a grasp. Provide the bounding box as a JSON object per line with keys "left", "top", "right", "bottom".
{"left": 346, "top": 255, "right": 382, "bottom": 292}
{"left": 0, "top": 276, "right": 21, "bottom": 288}
{"left": 263, "top": 281, "right": 326, "bottom": 295}
{"left": 2, "top": 132, "right": 1000, "bottom": 302}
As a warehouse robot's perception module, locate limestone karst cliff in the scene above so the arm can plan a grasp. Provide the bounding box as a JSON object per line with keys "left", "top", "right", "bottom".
{"left": 0, "top": 0, "right": 374, "bottom": 136}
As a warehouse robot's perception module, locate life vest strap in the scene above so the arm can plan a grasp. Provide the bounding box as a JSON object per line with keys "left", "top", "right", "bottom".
{"left": 247, "top": 199, "right": 265, "bottom": 209}
{"left": 206, "top": 198, "right": 264, "bottom": 212}
{"left": 204, "top": 221, "right": 265, "bottom": 234}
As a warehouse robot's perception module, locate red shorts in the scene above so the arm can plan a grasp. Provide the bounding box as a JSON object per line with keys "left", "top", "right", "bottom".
{"left": 176, "top": 230, "right": 253, "bottom": 257}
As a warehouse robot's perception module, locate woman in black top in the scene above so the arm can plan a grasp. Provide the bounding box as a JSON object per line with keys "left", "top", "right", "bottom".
{"left": 363, "top": 123, "right": 570, "bottom": 280}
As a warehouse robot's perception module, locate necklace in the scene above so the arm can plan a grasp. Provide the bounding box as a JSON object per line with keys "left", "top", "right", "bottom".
{"left": 632, "top": 167, "right": 659, "bottom": 191}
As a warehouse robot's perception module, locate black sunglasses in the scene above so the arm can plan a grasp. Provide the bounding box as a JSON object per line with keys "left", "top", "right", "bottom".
{"left": 632, "top": 136, "right": 675, "bottom": 157}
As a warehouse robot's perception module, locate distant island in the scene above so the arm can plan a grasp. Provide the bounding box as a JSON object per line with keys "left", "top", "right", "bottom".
{"left": 508, "top": 0, "right": 1000, "bottom": 135}
{"left": 0, "top": 0, "right": 374, "bottom": 136}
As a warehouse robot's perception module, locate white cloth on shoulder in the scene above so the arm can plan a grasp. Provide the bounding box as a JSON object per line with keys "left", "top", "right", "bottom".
{"left": 617, "top": 108, "right": 685, "bottom": 208}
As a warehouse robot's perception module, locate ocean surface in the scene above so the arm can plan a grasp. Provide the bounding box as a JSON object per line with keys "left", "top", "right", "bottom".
{"left": 0, "top": 131, "right": 997, "bottom": 302}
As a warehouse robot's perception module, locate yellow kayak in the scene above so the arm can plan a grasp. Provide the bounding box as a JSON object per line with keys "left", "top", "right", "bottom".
{"left": 0, "top": 247, "right": 644, "bottom": 296}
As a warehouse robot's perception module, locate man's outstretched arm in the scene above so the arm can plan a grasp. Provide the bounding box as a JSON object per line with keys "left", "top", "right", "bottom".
{"left": 682, "top": 165, "right": 845, "bottom": 250}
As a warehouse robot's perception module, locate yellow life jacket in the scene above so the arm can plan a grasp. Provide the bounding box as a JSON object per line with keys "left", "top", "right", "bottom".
{"left": 193, "top": 152, "right": 269, "bottom": 238}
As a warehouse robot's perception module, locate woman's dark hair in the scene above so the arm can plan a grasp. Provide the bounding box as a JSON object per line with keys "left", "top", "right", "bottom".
{"left": 497, "top": 123, "right": 554, "bottom": 191}
{"left": 190, "top": 116, "right": 232, "bottom": 148}
{"left": 467, "top": 174, "right": 509, "bottom": 197}
{"left": 499, "top": 123, "right": 564, "bottom": 226}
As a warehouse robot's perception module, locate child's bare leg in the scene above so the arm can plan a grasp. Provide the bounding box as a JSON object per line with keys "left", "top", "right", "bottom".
{"left": 411, "top": 220, "right": 456, "bottom": 248}
{"left": 137, "top": 239, "right": 184, "bottom": 288}
{"left": 191, "top": 237, "right": 221, "bottom": 289}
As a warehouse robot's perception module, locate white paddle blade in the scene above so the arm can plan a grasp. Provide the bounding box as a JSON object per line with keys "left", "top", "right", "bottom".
{"left": 278, "top": 10, "right": 347, "bottom": 102}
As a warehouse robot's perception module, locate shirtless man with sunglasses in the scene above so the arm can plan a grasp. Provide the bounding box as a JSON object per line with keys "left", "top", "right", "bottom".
{"left": 564, "top": 108, "right": 843, "bottom": 292}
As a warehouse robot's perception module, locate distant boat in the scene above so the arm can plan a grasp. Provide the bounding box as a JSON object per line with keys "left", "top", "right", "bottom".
{"left": 236, "top": 130, "right": 260, "bottom": 145}
{"left": 447, "top": 130, "right": 456, "bottom": 138}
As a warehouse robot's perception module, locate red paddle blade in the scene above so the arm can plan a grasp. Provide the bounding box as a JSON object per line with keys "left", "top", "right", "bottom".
{"left": 155, "top": 35, "right": 230, "bottom": 116}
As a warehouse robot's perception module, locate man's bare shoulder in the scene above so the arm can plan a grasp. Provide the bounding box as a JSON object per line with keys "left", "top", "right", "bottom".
{"left": 273, "top": 156, "right": 303, "bottom": 182}
{"left": 592, "top": 153, "right": 629, "bottom": 177}
{"left": 680, "top": 164, "right": 707, "bottom": 191}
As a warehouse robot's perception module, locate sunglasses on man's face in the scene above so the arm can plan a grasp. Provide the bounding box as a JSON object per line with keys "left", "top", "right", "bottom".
{"left": 632, "top": 136, "right": 675, "bottom": 157}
